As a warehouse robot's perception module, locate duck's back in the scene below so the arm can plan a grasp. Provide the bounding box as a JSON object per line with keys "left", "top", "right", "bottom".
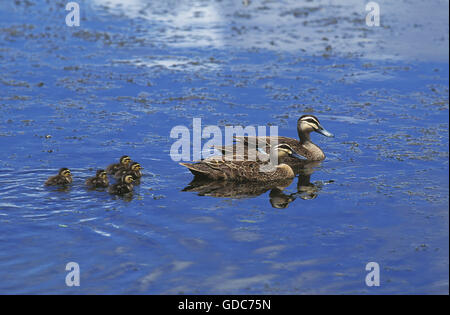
{"left": 109, "top": 183, "right": 132, "bottom": 195}
{"left": 181, "top": 159, "right": 294, "bottom": 182}
{"left": 45, "top": 175, "right": 71, "bottom": 186}
{"left": 235, "top": 136, "right": 325, "bottom": 161}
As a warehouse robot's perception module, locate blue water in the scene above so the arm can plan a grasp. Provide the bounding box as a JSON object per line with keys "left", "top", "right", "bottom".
{"left": 0, "top": 0, "right": 448, "bottom": 294}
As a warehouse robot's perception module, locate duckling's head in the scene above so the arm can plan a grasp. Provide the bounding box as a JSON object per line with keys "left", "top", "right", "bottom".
{"left": 96, "top": 169, "right": 108, "bottom": 179}
{"left": 120, "top": 155, "right": 131, "bottom": 166}
{"left": 59, "top": 168, "right": 72, "bottom": 177}
{"left": 298, "top": 115, "right": 334, "bottom": 138}
{"left": 130, "top": 162, "right": 142, "bottom": 171}
{"left": 274, "top": 144, "right": 304, "bottom": 160}
{"left": 122, "top": 174, "right": 134, "bottom": 184}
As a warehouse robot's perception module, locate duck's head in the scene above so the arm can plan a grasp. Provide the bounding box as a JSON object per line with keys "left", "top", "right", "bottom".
{"left": 130, "top": 162, "right": 142, "bottom": 171}
{"left": 273, "top": 143, "right": 304, "bottom": 160}
{"left": 59, "top": 168, "right": 72, "bottom": 178}
{"left": 96, "top": 169, "right": 108, "bottom": 179}
{"left": 270, "top": 194, "right": 295, "bottom": 209}
{"left": 297, "top": 115, "right": 334, "bottom": 138}
{"left": 121, "top": 174, "right": 134, "bottom": 184}
{"left": 120, "top": 155, "right": 132, "bottom": 166}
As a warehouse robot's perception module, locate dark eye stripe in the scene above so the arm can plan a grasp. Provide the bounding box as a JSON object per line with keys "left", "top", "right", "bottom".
{"left": 277, "top": 144, "right": 292, "bottom": 151}
{"left": 303, "top": 118, "right": 320, "bottom": 128}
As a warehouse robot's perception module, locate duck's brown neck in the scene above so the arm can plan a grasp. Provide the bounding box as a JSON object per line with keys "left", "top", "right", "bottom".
{"left": 298, "top": 131, "right": 326, "bottom": 160}
{"left": 298, "top": 130, "right": 311, "bottom": 144}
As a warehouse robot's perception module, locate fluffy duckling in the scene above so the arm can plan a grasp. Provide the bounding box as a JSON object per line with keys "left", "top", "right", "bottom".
{"left": 85, "top": 169, "right": 109, "bottom": 189}
{"left": 45, "top": 168, "right": 73, "bottom": 186}
{"left": 114, "top": 162, "right": 143, "bottom": 180}
{"left": 108, "top": 174, "right": 134, "bottom": 195}
{"left": 106, "top": 155, "right": 131, "bottom": 175}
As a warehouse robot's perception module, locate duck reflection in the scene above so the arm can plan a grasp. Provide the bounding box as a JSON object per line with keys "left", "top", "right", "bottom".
{"left": 293, "top": 161, "right": 323, "bottom": 201}
{"left": 182, "top": 161, "right": 330, "bottom": 208}
{"left": 183, "top": 178, "right": 294, "bottom": 199}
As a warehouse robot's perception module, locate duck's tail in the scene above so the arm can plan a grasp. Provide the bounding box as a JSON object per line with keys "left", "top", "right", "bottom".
{"left": 179, "top": 163, "right": 210, "bottom": 177}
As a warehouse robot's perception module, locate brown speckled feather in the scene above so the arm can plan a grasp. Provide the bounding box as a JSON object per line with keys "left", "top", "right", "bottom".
{"left": 45, "top": 175, "right": 72, "bottom": 186}
{"left": 85, "top": 176, "right": 109, "bottom": 188}
{"left": 234, "top": 136, "right": 325, "bottom": 161}
{"left": 180, "top": 158, "right": 294, "bottom": 182}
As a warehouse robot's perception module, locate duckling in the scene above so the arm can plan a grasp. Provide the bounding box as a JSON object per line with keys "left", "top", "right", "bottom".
{"left": 45, "top": 168, "right": 73, "bottom": 186}
{"left": 106, "top": 155, "right": 131, "bottom": 175}
{"left": 114, "top": 162, "right": 143, "bottom": 180}
{"left": 108, "top": 174, "right": 134, "bottom": 195}
{"left": 85, "top": 169, "right": 109, "bottom": 189}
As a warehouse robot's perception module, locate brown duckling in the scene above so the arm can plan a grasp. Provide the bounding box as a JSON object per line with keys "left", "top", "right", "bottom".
{"left": 106, "top": 155, "right": 131, "bottom": 175}
{"left": 85, "top": 169, "right": 109, "bottom": 189}
{"left": 45, "top": 168, "right": 73, "bottom": 186}
{"left": 108, "top": 174, "right": 134, "bottom": 195}
{"left": 114, "top": 162, "right": 143, "bottom": 180}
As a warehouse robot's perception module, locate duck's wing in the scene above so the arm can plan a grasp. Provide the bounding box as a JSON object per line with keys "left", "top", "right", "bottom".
{"left": 234, "top": 135, "right": 298, "bottom": 147}
{"left": 44, "top": 175, "right": 58, "bottom": 186}
{"left": 180, "top": 160, "right": 266, "bottom": 181}
{"left": 234, "top": 136, "right": 307, "bottom": 158}
{"left": 109, "top": 183, "right": 127, "bottom": 195}
{"left": 211, "top": 145, "right": 267, "bottom": 161}
{"left": 45, "top": 175, "right": 68, "bottom": 186}
{"left": 179, "top": 160, "right": 228, "bottom": 180}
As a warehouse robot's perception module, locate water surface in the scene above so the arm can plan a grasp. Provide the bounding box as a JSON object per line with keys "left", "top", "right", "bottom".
{"left": 0, "top": 0, "right": 448, "bottom": 294}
